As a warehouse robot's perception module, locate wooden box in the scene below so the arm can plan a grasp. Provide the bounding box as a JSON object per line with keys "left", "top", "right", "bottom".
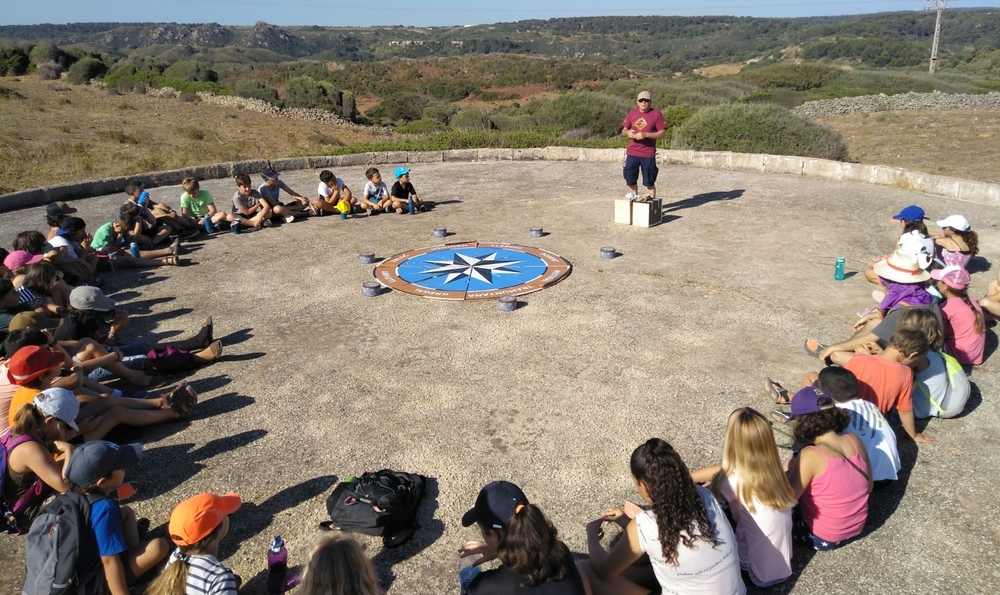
{"left": 614, "top": 199, "right": 633, "bottom": 225}
{"left": 631, "top": 199, "right": 662, "bottom": 228}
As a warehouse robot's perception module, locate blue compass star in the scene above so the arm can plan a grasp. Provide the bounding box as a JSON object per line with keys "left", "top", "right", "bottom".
{"left": 418, "top": 252, "right": 522, "bottom": 285}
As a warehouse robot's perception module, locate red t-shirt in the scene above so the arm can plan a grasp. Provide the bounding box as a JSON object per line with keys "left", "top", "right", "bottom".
{"left": 622, "top": 108, "right": 666, "bottom": 158}
{"left": 846, "top": 355, "right": 913, "bottom": 414}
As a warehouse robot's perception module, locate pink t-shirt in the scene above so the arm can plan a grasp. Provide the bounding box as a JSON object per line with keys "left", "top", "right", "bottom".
{"left": 719, "top": 473, "right": 793, "bottom": 587}
{"left": 622, "top": 108, "right": 666, "bottom": 158}
{"left": 800, "top": 435, "right": 869, "bottom": 543}
{"left": 940, "top": 296, "right": 985, "bottom": 365}
{"left": 0, "top": 364, "right": 16, "bottom": 434}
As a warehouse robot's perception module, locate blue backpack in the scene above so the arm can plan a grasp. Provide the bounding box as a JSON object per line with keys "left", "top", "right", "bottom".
{"left": 1, "top": 430, "right": 46, "bottom": 535}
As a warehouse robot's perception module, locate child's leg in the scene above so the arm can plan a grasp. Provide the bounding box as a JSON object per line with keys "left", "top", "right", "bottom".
{"left": 152, "top": 226, "right": 172, "bottom": 245}
{"left": 120, "top": 254, "right": 177, "bottom": 268}
{"left": 314, "top": 198, "right": 339, "bottom": 214}
{"left": 137, "top": 246, "right": 172, "bottom": 259}
{"left": 801, "top": 372, "right": 819, "bottom": 387}
{"left": 78, "top": 405, "right": 179, "bottom": 441}
{"left": 118, "top": 506, "right": 169, "bottom": 577}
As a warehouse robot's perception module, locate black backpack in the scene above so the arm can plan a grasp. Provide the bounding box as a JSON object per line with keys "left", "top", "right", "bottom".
{"left": 321, "top": 469, "right": 426, "bottom": 548}
{"left": 22, "top": 492, "right": 102, "bottom": 595}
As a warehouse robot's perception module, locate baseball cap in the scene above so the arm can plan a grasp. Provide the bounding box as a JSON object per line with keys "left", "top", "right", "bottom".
{"left": 789, "top": 386, "right": 836, "bottom": 419}
{"left": 931, "top": 265, "right": 971, "bottom": 290}
{"left": 891, "top": 205, "right": 927, "bottom": 221}
{"left": 636, "top": 90, "right": 651, "bottom": 100}
{"left": 936, "top": 214, "right": 970, "bottom": 232}
{"left": 260, "top": 166, "right": 279, "bottom": 181}
{"left": 393, "top": 167, "right": 410, "bottom": 179}
{"left": 462, "top": 480, "right": 529, "bottom": 530}
{"left": 46, "top": 201, "right": 78, "bottom": 217}
{"left": 4, "top": 250, "right": 44, "bottom": 271}
{"left": 65, "top": 440, "right": 142, "bottom": 486}
{"left": 34, "top": 388, "right": 80, "bottom": 432}
{"left": 168, "top": 492, "right": 242, "bottom": 547}
{"left": 58, "top": 217, "right": 86, "bottom": 236}
{"left": 8, "top": 311, "right": 61, "bottom": 332}
{"left": 7, "top": 345, "right": 64, "bottom": 385}
{"left": 69, "top": 286, "right": 116, "bottom": 312}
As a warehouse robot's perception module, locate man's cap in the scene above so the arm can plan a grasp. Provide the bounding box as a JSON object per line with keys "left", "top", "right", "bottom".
{"left": 6, "top": 346, "right": 63, "bottom": 385}
{"left": 58, "top": 217, "right": 86, "bottom": 235}
{"left": 69, "top": 286, "right": 116, "bottom": 312}
{"left": 790, "top": 386, "right": 837, "bottom": 419}
{"left": 260, "top": 166, "right": 279, "bottom": 180}
{"left": 65, "top": 440, "right": 142, "bottom": 486}
{"left": 931, "top": 265, "right": 971, "bottom": 290}
{"left": 891, "top": 205, "right": 927, "bottom": 221}
{"left": 936, "top": 214, "right": 970, "bottom": 232}
{"left": 394, "top": 167, "right": 410, "bottom": 179}
{"left": 46, "top": 201, "right": 78, "bottom": 217}
{"left": 168, "top": 492, "right": 242, "bottom": 546}
{"left": 4, "top": 250, "right": 44, "bottom": 271}
{"left": 636, "top": 90, "right": 651, "bottom": 100}
{"left": 34, "top": 388, "right": 80, "bottom": 432}
{"left": 8, "top": 311, "right": 61, "bottom": 332}
{"left": 462, "top": 480, "right": 529, "bottom": 530}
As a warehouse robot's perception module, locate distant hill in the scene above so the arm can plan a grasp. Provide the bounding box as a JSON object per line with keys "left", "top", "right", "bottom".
{"left": 2, "top": 10, "right": 999, "bottom": 70}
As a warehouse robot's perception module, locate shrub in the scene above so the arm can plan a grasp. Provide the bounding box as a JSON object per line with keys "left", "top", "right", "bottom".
{"left": 162, "top": 61, "right": 218, "bottom": 83}
{"left": 0, "top": 46, "right": 30, "bottom": 76}
{"left": 737, "top": 63, "right": 843, "bottom": 92}
{"left": 383, "top": 92, "right": 430, "bottom": 123}
{"left": 395, "top": 118, "right": 445, "bottom": 134}
{"left": 422, "top": 101, "right": 458, "bottom": 124}
{"left": 450, "top": 108, "right": 492, "bottom": 130}
{"left": 340, "top": 90, "right": 356, "bottom": 120}
{"left": 179, "top": 92, "right": 201, "bottom": 103}
{"left": 231, "top": 80, "right": 279, "bottom": 104}
{"left": 670, "top": 102, "right": 848, "bottom": 161}
{"left": 561, "top": 127, "right": 591, "bottom": 140}
{"left": 29, "top": 43, "right": 66, "bottom": 68}
{"left": 36, "top": 61, "right": 64, "bottom": 80}
{"left": 66, "top": 57, "right": 107, "bottom": 84}
{"left": 0, "top": 85, "right": 25, "bottom": 99}
{"left": 284, "top": 75, "right": 334, "bottom": 109}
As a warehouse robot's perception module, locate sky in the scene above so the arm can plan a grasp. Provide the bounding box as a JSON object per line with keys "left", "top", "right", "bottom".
{"left": 6, "top": 0, "right": 1000, "bottom": 27}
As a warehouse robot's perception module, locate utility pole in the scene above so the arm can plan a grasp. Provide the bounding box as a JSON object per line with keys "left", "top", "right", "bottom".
{"left": 928, "top": 0, "right": 948, "bottom": 74}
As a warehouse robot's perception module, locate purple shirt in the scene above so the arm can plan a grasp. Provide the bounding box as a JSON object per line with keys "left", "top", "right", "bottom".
{"left": 622, "top": 108, "right": 666, "bottom": 158}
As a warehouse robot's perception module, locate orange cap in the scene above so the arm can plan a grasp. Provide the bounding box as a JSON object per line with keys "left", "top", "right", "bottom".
{"left": 168, "top": 492, "right": 242, "bottom": 546}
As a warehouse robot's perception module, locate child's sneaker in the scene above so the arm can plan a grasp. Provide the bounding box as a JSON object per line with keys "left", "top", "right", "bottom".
{"left": 366, "top": 208, "right": 374, "bottom": 217}
{"left": 418, "top": 204, "right": 427, "bottom": 212}
{"left": 263, "top": 219, "right": 273, "bottom": 228}
{"left": 284, "top": 215, "right": 296, "bottom": 224}
{"left": 624, "top": 192, "right": 638, "bottom": 200}
{"left": 396, "top": 207, "right": 404, "bottom": 214}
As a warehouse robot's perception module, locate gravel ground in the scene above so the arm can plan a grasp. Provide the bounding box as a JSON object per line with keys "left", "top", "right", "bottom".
{"left": 1, "top": 161, "right": 998, "bottom": 594}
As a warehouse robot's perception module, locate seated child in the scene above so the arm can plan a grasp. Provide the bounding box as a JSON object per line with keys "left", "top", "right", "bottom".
{"left": 258, "top": 166, "right": 309, "bottom": 222}
{"left": 16, "top": 263, "right": 65, "bottom": 317}
{"left": 232, "top": 174, "right": 274, "bottom": 230}
{"left": 146, "top": 492, "right": 242, "bottom": 595}
{"left": 864, "top": 205, "right": 933, "bottom": 287}
{"left": 897, "top": 309, "right": 971, "bottom": 418}
{"left": 44, "top": 201, "right": 79, "bottom": 240}
{"left": 298, "top": 535, "right": 381, "bottom": 595}
{"left": 65, "top": 441, "right": 170, "bottom": 595}
{"left": 931, "top": 215, "right": 978, "bottom": 269}
{"left": 314, "top": 170, "right": 356, "bottom": 216}
{"left": 123, "top": 181, "right": 173, "bottom": 247}
{"left": 130, "top": 180, "right": 200, "bottom": 237}
{"left": 181, "top": 177, "right": 233, "bottom": 233}
{"left": 931, "top": 265, "right": 985, "bottom": 366}
{"left": 46, "top": 216, "right": 98, "bottom": 282}
{"left": 91, "top": 216, "right": 179, "bottom": 268}
{"left": 390, "top": 167, "right": 426, "bottom": 213}
{"left": 1, "top": 278, "right": 36, "bottom": 336}
{"left": 361, "top": 167, "right": 391, "bottom": 213}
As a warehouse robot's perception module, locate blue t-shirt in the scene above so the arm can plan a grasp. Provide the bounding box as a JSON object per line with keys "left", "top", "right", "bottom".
{"left": 90, "top": 497, "right": 127, "bottom": 557}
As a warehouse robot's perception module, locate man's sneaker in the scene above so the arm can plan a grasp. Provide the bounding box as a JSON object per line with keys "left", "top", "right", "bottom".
{"left": 625, "top": 192, "right": 638, "bottom": 200}
{"left": 263, "top": 219, "right": 274, "bottom": 227}
{"left": 284, "top": 215, "right": 296, "bottom": 224}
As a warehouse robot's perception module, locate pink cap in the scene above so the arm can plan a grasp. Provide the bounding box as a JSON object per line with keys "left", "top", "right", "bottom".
{"left": 930, "top": 265, "right": 971, "bottom": 290}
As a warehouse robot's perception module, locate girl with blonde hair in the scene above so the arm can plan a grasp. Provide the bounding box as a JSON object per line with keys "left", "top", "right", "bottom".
{"left": 691, "top": 407, "right": 795, "bottom": 587}
{"left": 298, "top": 535, "right": 381, "bottom": 595}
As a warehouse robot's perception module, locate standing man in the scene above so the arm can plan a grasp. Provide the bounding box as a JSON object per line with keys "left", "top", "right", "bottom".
{"left": 622, "top": 90, "right": 667, "bottom": 203}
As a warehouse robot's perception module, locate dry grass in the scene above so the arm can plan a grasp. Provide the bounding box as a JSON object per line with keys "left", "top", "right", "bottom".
{"left": 0, "top": 76, "right": 390, "bottom": 194}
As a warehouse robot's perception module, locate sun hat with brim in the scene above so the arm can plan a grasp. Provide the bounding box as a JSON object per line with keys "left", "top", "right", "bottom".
{"left": 45, "top": 201, "right": 78, "bottom": 217}
{"left": 393, "top": 167, "right": 410, "bottom": 179}
{"left": 789, "top": 386, "right": 837, "bottom": 419}
{"left": 65, "top": 441, "right": 142, "bottom": 486}
{"left": 936, "top": 214, "right": 970, "bottom": 232}
{"left": 873, "top": 249, "right": 931, "bottom": 284}
{"left": 9, "top": 312, "right": 61, "bottom": 332}
{"left": 7, "top": 345, "right": 64, "bottom": 385}
{"left": 462, "top": 480, "right": 529, "bottom": 531}
{"left": 4, "top": 250, "right": 45, "bottom": 271}
{"left": 891, "top": 205, "right": 927, "bottom": 221}
{"left": 34, "top": 388, "right": 80, "bottom": 432}
{"left": 69, "top": 286, "right": 116, "bottom": 312}
{"left": 168, "top": 492, "right": 242, "bottom": 547}
{"left": 931, "top": 265, "right": 971, "bottom": 290}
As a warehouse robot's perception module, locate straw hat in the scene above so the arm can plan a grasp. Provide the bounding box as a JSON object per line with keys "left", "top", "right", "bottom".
{"left": 873, "top": 249, "right": 931, "bottom": 284}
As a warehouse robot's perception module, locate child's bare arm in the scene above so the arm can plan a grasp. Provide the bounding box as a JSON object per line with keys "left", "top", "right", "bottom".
{"left": 102, "top": 554, "right": 130, "bottom": 595}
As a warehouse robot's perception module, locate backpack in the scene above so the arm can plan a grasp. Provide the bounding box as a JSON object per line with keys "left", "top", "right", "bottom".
{"left": 22, "top": 492, "right": 102, "bottom": 595}
{"left": 1, "top": 430, "right": 46, "bottom": 536}
{"left": 321, "top": 469, "right": 426, "bottom": 548}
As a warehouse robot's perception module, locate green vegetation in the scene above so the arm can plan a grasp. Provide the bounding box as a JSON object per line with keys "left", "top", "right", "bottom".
{"left": 0, "top": 84, "right": 24, "bottom": 99}
{"left": 308, "top": 128, "right": 625, "bottom": 156}
{"left": 671, "top": 103, "right": 848, "bottom": 161}
{"left": 66, "top": 57, "right": 107, "bottom": 84}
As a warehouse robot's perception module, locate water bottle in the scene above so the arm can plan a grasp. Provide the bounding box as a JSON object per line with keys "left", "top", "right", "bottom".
{"left": 232, "top": 220, "right": 241, "bottom": 235}
{"left": 408, "top": 197, "right": 415, "bottom": 215}
{"left": 834, "top": 256, "right": 846, "bottom": 281}
{"left": 137, "top": 190, "right": 150, "bottom": 206}
{"left": 458, "top": 554, "right": 481, "bottom": 594}
{"left": 129, "top": 242, "right": 139, "bottom": 258}
{"left": 204, "top": 217, "right": 213, "bottom": 234}
{"left": 266, "top": 535, "right": 288, "bottom": 594}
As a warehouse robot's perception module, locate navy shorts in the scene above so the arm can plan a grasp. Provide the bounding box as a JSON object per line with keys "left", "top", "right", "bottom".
{"left": 623, "top": 155, "right": 658, "bottom": 188}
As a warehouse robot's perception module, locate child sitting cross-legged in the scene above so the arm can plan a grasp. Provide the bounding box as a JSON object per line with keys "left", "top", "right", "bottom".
{"left": 181, "top": 178, "right": 233, "bottom": 234}
{"left": 314, "top": 170, "right": 356, "bottom": 216}
{"left": 146, "top": 492, "right": 242, "bottom": 595}
{"left": 65, "top": 440, "right": 170, "bottom": 595}
{"left": 231, "top": 174, "right": 273, "bottom": 230}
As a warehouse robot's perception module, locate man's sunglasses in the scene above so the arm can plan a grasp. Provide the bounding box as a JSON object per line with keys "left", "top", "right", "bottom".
{"left": 637, "top": 98, "right": 650, "bottom": 103}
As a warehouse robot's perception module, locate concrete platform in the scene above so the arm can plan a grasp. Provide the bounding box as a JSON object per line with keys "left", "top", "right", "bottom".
{"left": 1, "top": 161, "right": 997, "bottom": 594}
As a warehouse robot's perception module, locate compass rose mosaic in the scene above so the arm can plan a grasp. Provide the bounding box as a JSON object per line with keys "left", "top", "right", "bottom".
{"left": 373, "top": 242, "right": 572, "bottom": 300}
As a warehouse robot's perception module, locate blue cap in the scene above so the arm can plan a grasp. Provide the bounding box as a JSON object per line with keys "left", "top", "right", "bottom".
{"left": 891, "top": 205, "right": 927, "bottom": 221}
{"left": 462, "top": 480, "right": 529, "bottom": 530}
{"left": 65, "top": 441, "right": 142, "bottom": 486}
{"left": 393, "top": 167, "right": 410, "bottom": 179}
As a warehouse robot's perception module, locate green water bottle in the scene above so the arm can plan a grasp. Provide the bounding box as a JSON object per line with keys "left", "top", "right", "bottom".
{"left": 834, "top": 256, "right": 846, "bottom": 281}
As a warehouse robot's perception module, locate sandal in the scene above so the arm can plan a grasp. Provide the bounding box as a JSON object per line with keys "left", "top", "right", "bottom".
{"left": 163, "top": 255, "right": 179, "bottom": 266}
{"left": 192, "top": 340, "right": 222, "bottom": 364}
{"left": 766, "top": 377, "right": 791, "bottom": 405}
{"left": 803, "top": 338, "right": 828, "bottom": 358}
{"left": 162, "top": 382, "right": 198, "bottom": 419}
{"left": 198, "top": 316, "right": 214, "bottom": 348}
{"left": 170, "top": 237, "right": 181, "bottom": 257}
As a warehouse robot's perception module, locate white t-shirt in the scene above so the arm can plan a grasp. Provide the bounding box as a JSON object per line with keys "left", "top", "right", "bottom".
{"left": 635, "top": 486, "right": 745, "bottom": 595}
{"left": 836, "top": 399, "right": 900, "bottom": 481}
{"left": 47, "top": 235, "right": 78, "bottom": 259}
{"left": 363, "top": 181, "right": 388, "bottom": 202}
{"left": 718, "top": 474, "right": 792, "bottom": 587}
{"left": 317, "top": 178, "right": 345, "bottom": 199}
{"left": 913, "top": 351, "right": 970, "bottom": 419}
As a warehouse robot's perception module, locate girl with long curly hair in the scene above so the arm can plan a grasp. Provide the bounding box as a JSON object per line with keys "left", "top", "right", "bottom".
{"left": 298, "top": 535, "right": 381, "bottom": 595}
{"left": 458, "top": 480, "right": 587, "bottom": 594}
{"left": 691, "top": 408, "right": 796, "bottom": 587}
{"left": 582, "top": 438, "right": 744, "bottom": 595}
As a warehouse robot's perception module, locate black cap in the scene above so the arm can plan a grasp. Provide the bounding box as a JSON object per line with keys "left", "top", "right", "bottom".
{"left": 59, "top": 216, "right": 86, "bottom": 235}
{"left": 462, "top": 481, "right": 529, "bottom": 530}
{"left": 46, "top": 201, "right": 78, "bottom": 217}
